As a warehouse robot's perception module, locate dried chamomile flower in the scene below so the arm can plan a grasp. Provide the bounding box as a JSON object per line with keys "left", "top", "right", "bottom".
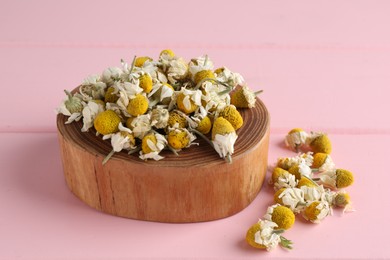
{"left": 274, "top": 188, "right": 305, "bottom": 213}
{"left": 167, "top": 128, "right": 196, "bottom": 150}
{"left": 81, "top": 100, "right": 105, "bottom": 132}
{"left": 168, "top": 110, "right": 188, "bottom": 129}
{"left": 318, "top": 169, "right": 354, "bottom": 189}
{"left": 230, "top": 85, "right": 258, "bottom": 109}
{"left": 138, "top": 73, "right": 153, "bottom": 93}
{"left": 296, "top": 176, "right": 318, "bottom": 188}
{"left": 312, "top": 153, "right": 335, "bottom": 172}
{"left": 166, "top": 57, "right": 189, "bottom": 84}
{"left": 56, "top": 90, "right": 85, "bottom": 124}
{"left": 246, "top": 220, "right": 283, "bottom": 251}
{"left": 93, "top": 110, "right": 121, "bottom": 135}
{"left": 102, "top": 123, "right": 136, "bottom": 164}
{"left": 104, "top": 86, "right": 120, "bottom": 103}
{"left": 194, "top": 69, "right": 215, "bottom": 85}
{"left": 211, "top": 117, "right": 238, "bottom": 162}
{"left": 288, "top": 162, "right": 312, "bottom": 180}
{"left": 102, "top": 67, "right": 123, "bottom": 86}
{"left": 308, "top": 132, "right": 332, "bottom": 154}
{"left": 300, "top": 185, "right": 332, "bottom": 204}
{"left": 303, "top": 201, "right": 331, "bottom": 223}
{"left": 189, "top": 55, "right": 214, "bottom": 80}
{"left": 127, "top": 94, "right": 149, "bottom": 116}
{"left": 79, "top": 75, "right": 106, "bottom": 100}
{"left": 149, "top": 82, "right": 174, "bottom": 105}
{"left": 284, "top": 128, "right": 309, "bottom": 152}
{"left": 135, "top": 56, "right": 153, "bottom": 67}
{"left": 274, "top": 173, "right": 297, "bottom": 190}
{"left": 150, "top": 107, "right": 169, "bottom": 129}
{"left": 277, "top": 152, "right": 313, "bottom": 170}
{"left": 217, "top": 105, "right": 243, "bottom": 130}
{"left": 195, "top": 115, "right": 212, "bottom": 134}
{"left": 127, "top": 114, "right": 152, "bottom": 139}
{"left": 264, "top": 204, "right": 295, "bottom": 230}
{"left": 201, "top": 81, "right": 231, "bottom": 112}
{"left": 159, "top": 49, "right": 175, "bottom": 59}
{"left": 333, "top": 191, "right": 354, "bottom": 213}
{"left": 176, "top": 88, "right": 202, "bottom": 114}
{"left": 215, "top": 66, "right": 244, "bottom": 88}
{"left": 139, "top": 132, "right": 167, "bottom": 161}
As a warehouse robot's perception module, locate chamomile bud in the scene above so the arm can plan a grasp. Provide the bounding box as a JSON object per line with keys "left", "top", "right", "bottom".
{"left": 288, "top": 163, "right": 312, "bottom": 180}
{"left": 333, "top": 191, "right": 351, "bottom": 208}
{"left": 211, "top": 117, "right": 237, "bottom": 161}
{"left": 64, "top": 90, "right": 84, "bottom": 114}
{"left": 194, "top": 69, "right": 215, "bottom": 85}
{"left": 94, "top": 110, "right": 121, "bottom": 135}
{"left": 218, "top": 105, "right": 243, "bottom": 130}
{"left": 274, "top": 188, "right": 305, "bottom": 213}
{"left": 285, "top": 128, "right": 308, "bottom": 152}
{"left": 150, "top": 107, "right": 169, "bottom": 129}
{"left": 312, "top": 153, "right": 335, "bottom": 172}
{"left": 303, "top": 201, "right": 331, "bottom": 223}
{"left": 176, "top": 92, "right": 198, "bottom": 114}
{"left": 319, "top": 169, "right": 354, "bottom": 189}
{"left": 127, "top": 94, "right": 149, "bottom": 116}
{"left": 135, "top": 56, "right": 152, "bottom": 67}
{"left": 104, "top": 86, "right": 119, "bottom": 103}
{"left": 230, "top": 85, "right": 257, "bottom": 108}
{"left": 264, "top": 204, "right": 295, "bottom": 230}
{"left": 297, "top": 176, "right": 318, "bottom": 188}
{"left": 271, "top": 167, "right": 291, "bottom": 184}
{"left": 139, "top": 73, "right": 153, "bottom": 93}
{"left": 139, "top": 132, "right": 167, "bottom": 161}
{"left": 308, "top": 132, "right": 332, "bottom": 154}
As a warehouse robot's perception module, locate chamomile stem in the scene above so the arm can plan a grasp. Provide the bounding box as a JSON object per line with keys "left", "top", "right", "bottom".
{"left": 129, "top": 55, "right": 137, "bottom": 72}
{"left": 128, "top": 147, "right": 141, "bottom": 155}
{"left": 103, "top": 149, "right": 116, "bottom": 165}
{"left": 254, "top": 90, "right": 263, "bottom": 95}
{"left": 190, "top": 128, "right": 214, "bottom": 148}
{"left": 167, "top": 145, "right": 179, "bottom": 156}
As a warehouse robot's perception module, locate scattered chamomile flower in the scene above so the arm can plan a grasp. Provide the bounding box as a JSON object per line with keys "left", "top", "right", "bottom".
{"left": 211, "top": 117, "right": 237, "bottom": 162}
{"left": 288, "top": 162, "right": 312, "bottom": 180}
{"left": 230, "top": 85, "right": 258, "bottom": 109}
{"left": 284, "top": 128, "right": 309, "bottom": 152}
{"left": 102, "top": 123, "right": 136, "bottom": 164}
{"left": 79, "top": 75, "right": 106, "bottom": 100}
{"left": 104, "top": 86, "right": 119, "bottom": 103}
{"left": 296, "top": 176, "right": 318, "bottom": 188}
{"left": 194, "top": 69, "right": 216, "bottom": 85}
{"left": 139, "top": 132, "right": 167, "bottom": 161}
{"left": 246, "top": 220, "right": 292, "bottom": 251}
{"left": 93, "top": 110, "right": 121, "bottom": 135}
{"left": 312, "top": 153, "right": 336, "bottom": 172}
{"left": 127, "top": 114, "right": 152, "bottom": 139}
{"left": 273, "top": 172, "right": 297, "bottom": 190}
{"left": 333, "top": 191, "right": 354, "bottom": 213}
{"left": 102, "top": 67, "right": 123, "bottom": 86}
{"left": 138, "top": 73, "right": 153, "bottom": 93}
{"left": 277, "top": 152, "right": 314, "bottom": 170}
{"left": 176, "top": 88, "right": 202, "bottom": 114}
{"left": 167, "top": 128, "right": 197, "bottom": 150}
{"left": 189, "top": 55, "right": 214, "bottom": 81}
{"left": 264, "top": 204, "right": 295, "bottom": 230}
{"left": 300, "top": 185, "right": 330, "bottom": 204}
{"left": 195, "top": 115, "right": 212, "bottom": 134}
{"left": 159, "top": 49, "right": 175, "bottom": 58}
{"left": 318, "top": 169, "right": 354, "bottom": 189}
{"left": 214, "top": 66, "right": 244, "bottom": 88}
{"left": 217, "top": 105, "right": 243, "bottom": 130}
{"left": 166, "top": 57, "right": 188, "bottom": 84}
{"left": 56, "top": 90, "right": 85, "bottom": 124}
{"left": 127, "top": 93, "right": 149, "bottom": 116}
{"left": 274, "top": 187, "right": 306, "bottom": 213}
{"left": 303, "top": 201, "right": 331, "bottom": 223}
{"left": 308, "top": 132, "right": 332, "bottom": 154}
{"left": 168, "top": 110, "right": 188, "bottom": 129}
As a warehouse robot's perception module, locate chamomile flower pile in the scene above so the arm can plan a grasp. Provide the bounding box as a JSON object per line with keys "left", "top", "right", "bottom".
{"left": 245, "top": 128, "right": 355, "bottom": 251}
{"left": 57, "top": 50, "right": 261, "bottom": 163}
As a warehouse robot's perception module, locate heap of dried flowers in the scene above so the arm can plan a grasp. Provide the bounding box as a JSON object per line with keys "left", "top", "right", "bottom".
{"left": 246, "top": 129, "right": 355, "bottom": 251}
{"left": 57, "top": 50, "right": 261, "bottom": 164}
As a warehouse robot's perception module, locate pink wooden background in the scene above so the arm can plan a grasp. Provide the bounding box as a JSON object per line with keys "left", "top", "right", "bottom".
{"left": 1, "top": 1, "right": 389, "bottom": 259}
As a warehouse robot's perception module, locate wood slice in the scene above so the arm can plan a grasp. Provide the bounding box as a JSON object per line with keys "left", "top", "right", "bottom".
{"left": 57, "top": 97, "right": 270, "bottom": 223}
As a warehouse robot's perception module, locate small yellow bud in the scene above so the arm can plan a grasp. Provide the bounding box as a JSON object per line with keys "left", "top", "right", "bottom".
{"left": 218, "top": 105, "right": 243, "bottom": 130}
{"left": 127, "top": 94, "right": 149, "bottom": 116}
{"left": 94, "top": 110, "right": 121, "bottom": 135}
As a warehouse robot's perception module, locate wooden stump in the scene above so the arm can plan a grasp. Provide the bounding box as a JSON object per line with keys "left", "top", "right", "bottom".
{"left": 57, "top": 98, "right": 270, "bottom": 223}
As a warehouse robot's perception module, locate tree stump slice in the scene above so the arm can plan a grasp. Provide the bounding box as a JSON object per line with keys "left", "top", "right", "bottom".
{"left": 57, "top": 97, "right": 270, "bottom": 223}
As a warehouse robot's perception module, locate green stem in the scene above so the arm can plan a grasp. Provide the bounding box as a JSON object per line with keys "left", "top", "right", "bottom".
{"left": 102, "top": 149, "right": 116, "bottom": 165}
{"left": 128, "top": 147, "right": 141, "bottom": 155}
{"left": 280, "top": 236, "right": 293, "bottom": 250}
{"left": 190, "top": 128, "right": 214, "bottom": 148}
{"left": 166, "top": 145, "right": 179, "bottom": 156}
{"left": 129, "top": 55, "right": 137, "bottom": 73}
{"left": 64, "top": 90, "right": 73, "bottom": 100}
{"left": 254, "top": 90, "right": 263, "bottom": 95}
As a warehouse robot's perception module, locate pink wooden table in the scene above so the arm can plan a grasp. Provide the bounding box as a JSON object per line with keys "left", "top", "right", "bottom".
{"left": 1, "top": 1, "right": 389, "bottom": 259}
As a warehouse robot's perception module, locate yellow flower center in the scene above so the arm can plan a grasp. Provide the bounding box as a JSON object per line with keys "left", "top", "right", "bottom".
{"left": 168, "top": 111, "right": 188, "bottom": 129}
{"left": 104, "top": 86, "right": 119, "bottom": 103}
{"left": 334, "top": 193, "right": 350, "bottom": 207}
{"left": 274, "top": 188, "right": 286, "bottom": 205}
{"left": 139, "top": 74, "right": 153, "bottom": 93}
{"left": 288, "top": 128, "right": 304, "bottom": 134}
{"left": 312, "top": 152, "right": 328, "bottom": 168}
{"left": 194, "top": 70, "right": 215, "bottom": 85}
{"left": 168, "top": 130, "right": 190, "bottom": 149}
{"left": 272, "top": 167, "right": 291, "bottom": 183}
{"left": 160, "top": 49, "right": 175, "bottom": 58}
{"left": 336, "top": 169, "right": 354, "bottom": 188}
{"left": 126, "top": 94, "right": 149, "bottom": 116}
{"left": 142, "top": 134, "right": 157, "bottom": 154}
{"left": 93, "top": 110, "right": 121, "bottom": 135}
{"left": 211, "top": 117, "right": 235, "bottom": 140}
{"left": 288, "top": 165, "right": 302, "bottom": 180}
{"left": 304, "top": 201, "right": 321, "bottom": 221}
{"left": 196, "top": 116, "right": 212, "bottom": 134}
{"left": 176, "top": 93, "right": 198, "bottom": 114}
{"left": 218, "top": 105, "right": 243, "bottom": 130}
{"left": 271, "top": 205, "right": 295, "bottom": 230}
{"left": 297, "top": 176, "right": 317, "bottom": 188}
{"left": 246, "top": 223, "right": 266, "bottom": 249}
{"left": 310, "top": 134, "right": 332, "bottom": 154}
{"left": 135, "top": 56, "right": 152, "bottom": 67}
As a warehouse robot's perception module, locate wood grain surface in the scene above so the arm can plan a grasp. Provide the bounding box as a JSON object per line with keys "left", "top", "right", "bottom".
{"left": 57, "top": 97, "right": 270, "bottom": 222}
